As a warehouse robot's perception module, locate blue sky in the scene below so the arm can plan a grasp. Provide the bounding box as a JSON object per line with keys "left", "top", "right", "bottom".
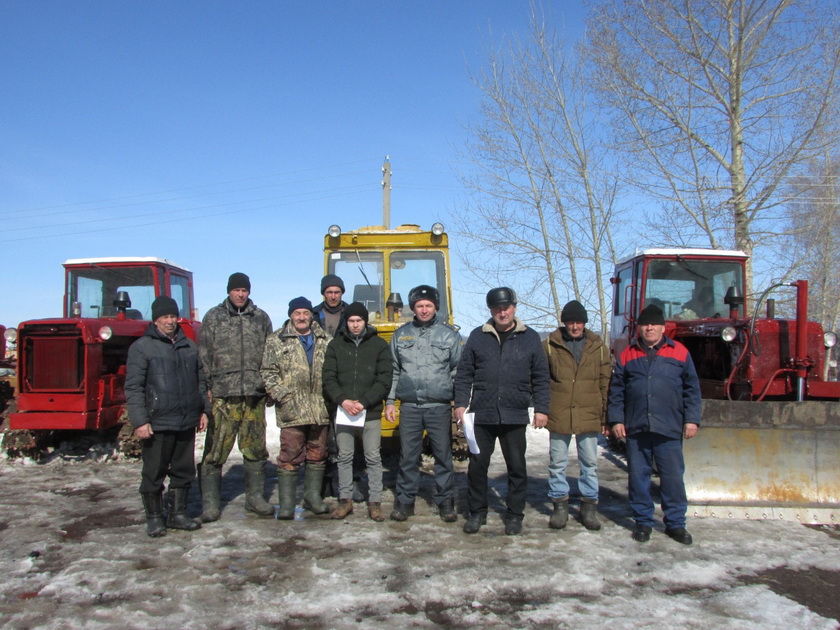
{"left": 0, "top": 1, "right": 588, "bottom": 329}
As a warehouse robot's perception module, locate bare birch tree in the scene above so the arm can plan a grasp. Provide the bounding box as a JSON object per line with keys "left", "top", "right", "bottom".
{"left": 456, "top": 13, "right": 620, "bottom": 333}
{"left": 587, "top": 0, "right": 840, "bottom": 295}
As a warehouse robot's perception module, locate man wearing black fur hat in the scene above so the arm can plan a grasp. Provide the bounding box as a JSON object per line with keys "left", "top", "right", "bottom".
{"left": 126, "top": 296, "right": 210, "bottom": 537}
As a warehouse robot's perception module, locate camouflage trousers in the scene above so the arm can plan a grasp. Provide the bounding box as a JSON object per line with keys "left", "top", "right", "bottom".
{"left": 201, "top": 396, "right": 269, "bottom": 465}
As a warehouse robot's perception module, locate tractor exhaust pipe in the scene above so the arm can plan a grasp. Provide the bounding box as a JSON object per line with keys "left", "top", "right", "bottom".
{"left": 792, "top": 280, "right": 809, "bottom": 402}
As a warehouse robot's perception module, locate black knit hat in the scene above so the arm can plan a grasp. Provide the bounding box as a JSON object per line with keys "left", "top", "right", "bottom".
{"left": 288, "top": 296, "right": 314, "bottom": 316}
{"left": 151, "top": 296, "right": 179, "bottom": 321}
{"left": 408, "top": 285, "right": 439, "bottom": 310}
{"left": 344, "top": 301, "right": 369, "bottom": 323}
{"left": 561, "top": 300, "right": 588, "bottom": 324}
{"left": 320, "top": 274, "right": 345, "bottom": 295}
{"left": 227, "top": 272, "right": 251, "bottom": 292}
{"left": 486, "top": 287, "right": 517, "bottom": 308}
{"left": 637, "top": 304, "right": 665, "bottom": 326}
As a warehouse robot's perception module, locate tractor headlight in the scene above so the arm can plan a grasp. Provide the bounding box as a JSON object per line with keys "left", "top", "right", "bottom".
{"left": 3, "top": 327, "right": 17, "bottom": 343}
{"left": 721, "top": 326, "right": 737, "bottom": 343}
{"left": 328, "top": 224, "right": 341, "bottom": 238}
{"left": 825, "top": 331, "right": 837, "bottom": 348}
{"left": 98, "top": 326, "right": 113, "bottom": 341}
{"left": 431, "top": 222, "right": 445, "bottom": 236}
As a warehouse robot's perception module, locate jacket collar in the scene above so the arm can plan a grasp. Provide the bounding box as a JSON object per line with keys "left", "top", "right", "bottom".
{"left": 481, "top": 316, "right": 527, "bottom": 340}
{"left": 630, "top": 333, "right": 675, "bottom": 351}
{"left": 280, "top": 319, "right": 327, "bottom": 340}
{"left": 223, "top": 297, "right": 255, "bottom": 316}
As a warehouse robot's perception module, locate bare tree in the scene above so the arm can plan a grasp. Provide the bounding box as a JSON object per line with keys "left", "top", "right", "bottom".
{"left": 456, "top": 12, "right": 620, "bottom": 333}
{"left": 587, "top": 0, "right": 840, "bottom": 295}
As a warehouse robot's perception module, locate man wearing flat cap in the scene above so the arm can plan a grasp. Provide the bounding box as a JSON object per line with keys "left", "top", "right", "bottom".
{"left": 126, "top": 295, "right": 209, "bottom": 537}
{"left": 198, "top": 272, "right": 274, "bottom": 522}
{"left": 261, "top": 296, "right": 331, "bottom": 519}
{"left": 608, "top": 304, "right": 701, "bottom": 545}
{"left": 543, "top": 300, "right": 611, "bottom": 532}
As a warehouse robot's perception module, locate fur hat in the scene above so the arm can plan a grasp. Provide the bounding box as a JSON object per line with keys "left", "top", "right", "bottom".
{"left": 408, "top": 285, "right": 439, "bottom": 310}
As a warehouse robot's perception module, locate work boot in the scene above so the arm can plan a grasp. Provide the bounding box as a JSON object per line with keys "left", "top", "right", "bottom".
{"left": 579, "top": 499, "right": 602, "bottom": 531}
{"left": 438, "top": 498, "right": 457, "bottom": 523}
{"left": 199, "top": 463, "right": 222, "bottom": 523}
{"left": 302, "top": 462, "right": 328, "bottom": 515}
{"left": 665, "top": 527, "right": 693, "bottom": 545}
{"left": 389, "top": 501, "right": 415, "bottom": 522}
{"left": 166, "top": 487, "right": 201, "bottom": 531}
{"left": 367, "top": 502, "right": 385, "bottom": 522}
{"left": 504, "top": 514, "right": 523, "bottom": 536}
{"left": 243, "top": 459, "right": 274, "bottom": 517}
{"left": 276, "top": 469, "right": 298, "bottom": 520}
{"left": 549, "top": 497, "right": 569, "bottom": 530}
{"left": 330, "top": 498, "right": 354, "bottom": 519}
{"left": 462, "top": 512, "right": 486, "bottom": 534}
{"left": 632, "top": 524, "right": 652, "bottom": 542}
{"left": 141, "top": 491, "right": 167, "bottom": 538}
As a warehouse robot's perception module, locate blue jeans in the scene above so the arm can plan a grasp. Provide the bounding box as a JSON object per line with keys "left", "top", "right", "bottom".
{"left": 395, "top": 404, "right": 453, "bottom": 505}
{"left": 547, "top": 432, "right": 599, "bottom": 501}
{"left": 626, "top": 432, "right": 687, "bottom": 529}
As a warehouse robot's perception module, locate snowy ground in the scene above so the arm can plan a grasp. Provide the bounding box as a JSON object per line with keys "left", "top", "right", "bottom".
{"left": 1, "top": 424, "right": 838, "bottom": 630}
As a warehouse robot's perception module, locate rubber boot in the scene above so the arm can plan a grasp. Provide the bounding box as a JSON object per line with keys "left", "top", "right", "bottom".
{"left": 302, "top": 462, "right": 328, "bottom": 515}
{"left": 166, "top": 487, "right": 201, "bottom": 531}
{"left": 199, "top": 463, "right": 222, "bottom": 523}
{"left": 141, "top": 491, "right": 167, "bottom": 538}
{"left": 579, "top": 499, "right": 602, "bottom": 531}
{"left": 549, "top": 497, "right": 569, "bottom": 530}
{"left": 243, "top": 460, "right": 274, "bottom": 517}
{"left": 276, "top": 469, "right": 298, "bottom": 520}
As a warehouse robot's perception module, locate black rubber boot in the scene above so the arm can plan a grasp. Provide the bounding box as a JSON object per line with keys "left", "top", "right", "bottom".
{"left": 438, "top": 497, "right": 457, "bottom": 523}
{"left": 166, "top": 487, "right": 201, "bottom": 531}
{"left": 579, "top": 499, "right": 602, "bottom": 531}
{"left": 276, "top": 469, "right": 298, "bottom": 520}
{"left": 199, "top": 463, "right": 222, "bottom": 523}
{"left": 243, "top": 460, "right": 274, "bottom": 517}
{"left": 549, "top": 497, "right": 569, "bottom": 530}
{"left": 302, "top": 463, "right": 328, "bottom": 515}
{"left": 462, "top": 512, "right": 486, "bottom": 534}
{"left": 389, "top": 501, "right": 415, "bottom": 522}
{"left": 141, "top": 491, "right": 167, "bottom": 538}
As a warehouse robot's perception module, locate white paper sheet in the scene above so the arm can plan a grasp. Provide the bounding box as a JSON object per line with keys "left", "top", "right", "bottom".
{"left": 462, "top": 411, "right": 480, "bottom": 454}
{"left": 335, "top": 406, "right": 366, "bottom": 427}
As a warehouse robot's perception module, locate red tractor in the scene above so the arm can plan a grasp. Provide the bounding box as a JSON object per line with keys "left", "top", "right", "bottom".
{"left": 610, "top": 248, "right": 839, "bottom": 522}
{"left": 3, "top": 257, "right": 200, "bottom": 456}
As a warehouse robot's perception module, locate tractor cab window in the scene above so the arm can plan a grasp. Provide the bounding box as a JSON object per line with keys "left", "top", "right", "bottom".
{"left": 644, "top": 259, "right": 743, "bottom": 320}
{"left": 330, "top": 252, "right": 385, "bottom": 318}
{"left": 66, "top": 266, "right": 156, "bottom": 319}
{"left": 170, "top": 274, "right": 191, "bottom": 318}
{"left": 389, "top": 251, "right": 448, "bottom": 323}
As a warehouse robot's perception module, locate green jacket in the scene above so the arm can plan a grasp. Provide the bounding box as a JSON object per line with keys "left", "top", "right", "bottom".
{"left": 260, "top": 320, "right": 330, "bottom": 427}
{"left": 544, "top": 327, "right": 611, "bottom": 435}
{"left": 322, "top": 326, "right": 391, "bottom": 420}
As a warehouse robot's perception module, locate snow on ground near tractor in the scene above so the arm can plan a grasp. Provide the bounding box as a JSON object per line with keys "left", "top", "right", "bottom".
{"left": 0, "top": 425, "right": 838, "bottom": 630}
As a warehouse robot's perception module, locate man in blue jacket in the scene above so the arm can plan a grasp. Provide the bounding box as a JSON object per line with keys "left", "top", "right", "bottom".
{"left": 608, "top": 304, "right": 701, "bottom": 545}
{"left": 454, "top": 287, "right": 550, "bottom": 535}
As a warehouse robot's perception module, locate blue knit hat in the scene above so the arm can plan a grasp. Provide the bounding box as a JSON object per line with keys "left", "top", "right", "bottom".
{"left": 288, "top": 296, "right": 314, "bottom": 316}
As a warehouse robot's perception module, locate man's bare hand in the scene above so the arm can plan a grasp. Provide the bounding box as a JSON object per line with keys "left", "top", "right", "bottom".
{"left": 611, "top": 423, "right": 626, "bottom": 440}
{"left": 533, "top": 412, "right": 548, "bottom": 429}
{"left": 385, "top": 404, "right": 397, "bottom": 423}
{"left": 454, "top": 406, "right": 466, "bottom": 425}
{"left": 341, "top": 400, "right": 364, "bottom": 415}
{"left": 683, "top": 423, "right": 699, "bottom": 439}
{"left": 198, "top": 413, "right": 208, "bottom": 432}
{"left": 134, "top": 423, "right": 153, "bottom": 440}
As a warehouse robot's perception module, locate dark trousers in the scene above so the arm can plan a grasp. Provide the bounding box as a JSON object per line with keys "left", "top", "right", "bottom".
{"left": 467, "top": 423, "right": 528, "bottom": 518}
{"left": 139, "top": 428, "right": 197, "bottom": 494}
{"left": 395, "top": 404, "right": 454, "bottom": 505}
{"left": 626, "top": 431, "right": 687, "bottom": 529}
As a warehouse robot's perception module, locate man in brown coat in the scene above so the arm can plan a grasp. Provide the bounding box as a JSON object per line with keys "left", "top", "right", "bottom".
{"left": 542, "top": 300, "right": 611, "bottom": 530}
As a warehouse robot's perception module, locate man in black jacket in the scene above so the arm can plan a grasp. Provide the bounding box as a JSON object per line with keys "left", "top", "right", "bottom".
{"left": 126, "top": 296, "right": 209, "bottom": 537}
{"left": 454, "top": 288, "right": 550, "bottom": 535}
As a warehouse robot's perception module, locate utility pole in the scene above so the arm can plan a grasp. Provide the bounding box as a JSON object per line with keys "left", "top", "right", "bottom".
{"left": 381, "top": 156, "right": 391, "bottom": 228}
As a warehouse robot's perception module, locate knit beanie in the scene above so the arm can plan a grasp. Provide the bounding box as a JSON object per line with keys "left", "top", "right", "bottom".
{"left": 561, "top": 300, "right": 588, "bottom": 323}
{"left": 320, "top": 274, "right": 345, "bottom": 295}
{"left": 408, "top": 285, "right": 440, "bottom": 310}
{"left": 151, "top": 296, "right": 179, "bottom": 320}
{"left": 227, "top": 272, "right": 251, "bottom": 292}
{"left": 637, "top": 304, "right": 666, "bottom": 326}
{"left": 288, "top": 296, "right": 314, "bottom": 316}
{"left": 343, "top": 301, "right": 369, "bottom": 323}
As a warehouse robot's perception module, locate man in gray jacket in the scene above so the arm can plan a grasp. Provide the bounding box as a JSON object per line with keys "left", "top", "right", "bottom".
{"left": 385, "top": 285, "right": 462, "bottom": 522}
{"left": 198, "top": 272, "right": 274, "bottom": 521}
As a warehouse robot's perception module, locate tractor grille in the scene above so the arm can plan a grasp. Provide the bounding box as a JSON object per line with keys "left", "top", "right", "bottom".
{"left": 23, "top": 324, "right": 84, "bottom": 391}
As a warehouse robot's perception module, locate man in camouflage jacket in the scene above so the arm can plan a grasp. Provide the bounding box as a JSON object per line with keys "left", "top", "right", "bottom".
{"left": 198, "top": 272, "right": 274, "bottom": 521}
{"left": 260, "top": 296, "right": 331, "bottom": 519}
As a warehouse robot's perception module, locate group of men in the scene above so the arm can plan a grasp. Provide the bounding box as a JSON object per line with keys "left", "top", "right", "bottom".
{"left": 125, "top": 273, "right": 701, "bottom": 546}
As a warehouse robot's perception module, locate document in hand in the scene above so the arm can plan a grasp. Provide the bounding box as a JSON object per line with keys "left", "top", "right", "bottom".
{"left": 462, "top": 411, "right": 480, "bottom": 454}
{"left": 336, "top": 406, "right": 366, "bottom": 427}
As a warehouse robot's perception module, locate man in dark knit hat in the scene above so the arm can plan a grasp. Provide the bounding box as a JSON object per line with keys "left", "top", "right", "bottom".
{"left": 607, "top": 304, "right": 701, "bottom": 545}
{"left": 198, "top": 272, "right": 274, "bottom": 522}
{"left": 543, "top": 300, "right": 611, "bottom": 532}
{"left": 126, "top": 295, "right": 210, "bottom": 537}
{"left": 313, "top": 274, "right": 348, "bottom": 337}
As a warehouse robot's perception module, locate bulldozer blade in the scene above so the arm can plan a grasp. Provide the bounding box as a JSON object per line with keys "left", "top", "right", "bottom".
{"left": 684, "top": 399, "right": 840, "bottom": 524}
